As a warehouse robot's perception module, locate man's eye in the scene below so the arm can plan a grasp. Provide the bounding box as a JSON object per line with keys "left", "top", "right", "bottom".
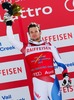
{"left": 31, "top": 32, "right": 33, "bottom": 33}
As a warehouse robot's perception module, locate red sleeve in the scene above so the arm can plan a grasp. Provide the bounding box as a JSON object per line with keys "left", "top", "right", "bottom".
{"left": 21, "top": 43, "right": 27, "bottom": 54}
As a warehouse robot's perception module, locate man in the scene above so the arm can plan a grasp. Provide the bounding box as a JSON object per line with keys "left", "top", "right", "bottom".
{"left": 3, "top": 12, "right": 71, "bottom": 100}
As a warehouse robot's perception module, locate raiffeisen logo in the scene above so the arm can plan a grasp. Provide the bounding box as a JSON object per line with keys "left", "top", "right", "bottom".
{"left": 64, "top": 0, "right": 74, "bottom": 12}
{"left": 0, "top": 42, "right": 15, "bottom": 51}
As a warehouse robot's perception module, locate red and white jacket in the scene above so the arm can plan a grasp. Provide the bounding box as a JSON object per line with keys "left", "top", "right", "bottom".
{"left": 7, "top": 26, "right": 68, "bottom": 78}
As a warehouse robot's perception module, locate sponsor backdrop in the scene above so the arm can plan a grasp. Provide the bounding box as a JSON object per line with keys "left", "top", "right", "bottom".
{"left": 0, "top": 0, "right": 74, "bottom": 100}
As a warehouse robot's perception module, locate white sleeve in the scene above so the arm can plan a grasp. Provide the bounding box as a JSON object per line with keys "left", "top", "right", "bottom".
{"left": 51, "top": 46, "right": 64, "bottom": 63}
{"left": 6, "top": 26, "right": 23, "bottom": 51}
{"left": 51, "top": 45, "right": 68, "bottom": 75}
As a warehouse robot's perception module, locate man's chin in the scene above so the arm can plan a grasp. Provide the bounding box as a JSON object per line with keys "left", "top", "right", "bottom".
{"left": 31, "top": 38, "right": 40, "bottom": 42}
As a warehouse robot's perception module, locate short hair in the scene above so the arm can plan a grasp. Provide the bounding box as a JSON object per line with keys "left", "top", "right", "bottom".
{"left": 28, "top": 22, "right": 41, "bottom": 34}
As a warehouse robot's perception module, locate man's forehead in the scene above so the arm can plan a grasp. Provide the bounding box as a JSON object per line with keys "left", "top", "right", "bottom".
{"left": 29, "top": 27, "right": 39, "bottom": 31}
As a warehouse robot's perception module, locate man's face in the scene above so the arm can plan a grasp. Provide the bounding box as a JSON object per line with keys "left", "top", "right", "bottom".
{"left": 29, "top": 27, "right": 41, "bottom": 42}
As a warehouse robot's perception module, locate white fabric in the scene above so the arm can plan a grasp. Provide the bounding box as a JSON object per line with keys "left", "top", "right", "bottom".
{"left": 33, "top": 77, "right": 53, "bottom": 100}
{"left": 7, "top": 26, "right": 23, "bottom": 50}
